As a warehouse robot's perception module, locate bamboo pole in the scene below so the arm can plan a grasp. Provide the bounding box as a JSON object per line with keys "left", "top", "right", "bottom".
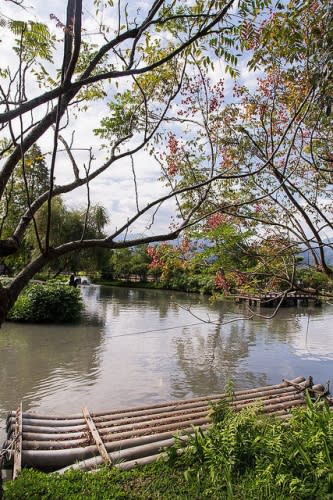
{"left": 20, "top": 391, "right": 305, "bottom": 450}
{"left": 82, "top": 407, "right": 111, "bottom": 465}
{"left": 6, "top": 377, "right": 306, "bottom": 424}
{"left": 114, "top": 453, "right": 161, "bottom": 471}
{"left": 6, "top": 384, "right": 304, "bottom": 436}
{"left": 20, "top": 428, "right": 198, "bottom": 467}
{"left": 12, "top": 402, "right": 22, "bottom": 480}
{"left": 21, "top": 417, "right": 209, "bottom": 451}
{"left": 55, "top": 436, "right": 186, "bottom": 474}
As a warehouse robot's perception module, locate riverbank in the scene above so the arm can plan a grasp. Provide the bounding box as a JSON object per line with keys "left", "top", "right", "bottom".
{"left": 96, "top": 278, "right": 157, "bottom": 287}
{"left": 2, "top": 461, "right": 198, "bottom": 499}
{"left": 3, "top": 398, "right": 333, "bottom": 499}
{"left": 94, "top": 277, "right": 221, "bottom": 299}
{"left": 94, "top": 279, "right": 325, "bottom": 307}
{"left": 95, "top": 278, "right": 193, "bottom": 292}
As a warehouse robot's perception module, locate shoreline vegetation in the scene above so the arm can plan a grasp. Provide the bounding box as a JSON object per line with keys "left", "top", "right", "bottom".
{"left": 3, "top": 396, "right": 333, "bottom": 499}
{"left": 1, "top": 272, "right": 326, "bottom": 325}
{"left": 94, "top": 277, "right": 205, "bottom": 293}
{"left": 5, "top": 282, "right": 82, "bottom": 323}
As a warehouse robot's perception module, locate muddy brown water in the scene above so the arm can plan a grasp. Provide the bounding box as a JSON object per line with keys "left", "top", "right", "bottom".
{"left": 1, "top": 285, "right": 333, "bottom": 442}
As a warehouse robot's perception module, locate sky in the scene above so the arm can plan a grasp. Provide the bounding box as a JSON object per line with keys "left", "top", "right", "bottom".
{"left": 0, "top": 0, "right": 258, "bottom": 240}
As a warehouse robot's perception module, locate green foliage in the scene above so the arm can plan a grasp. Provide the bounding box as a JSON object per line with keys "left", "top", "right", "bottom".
{"left": 170, "top": 397, "right": 333, "bottom": 499}
{"left": 3, "top": 468, "right": 128, "bottom": 500}
{"left": 129, "top": 245, "right": 151, "bottom": 280}
{"left": 1, "top": 144, "right": 50, "bottom": 274}
{"left": 9, "top": 20, "right": 55, "bottom": 62}
{"left": 0, "top": 144, "right": 49, "bottom": 240}
{"left": 106, "top": 245, "right": 151, "bottom": 282}
{"left": 25, "top": 199, "right": 110, "bottom": 275}
{"left": 299, "top": 269, "right": 332, "bottom": 291}
{"left": 145, "top": 241, "right": 211, "bottom": 293}
{"left": 94, "top": 90, "right": 139, "bottom": 141}
{"left": 245, "top": 0, "right": 332, "bottom": 109}
{"left": 3, "top": 462, "right": 199, "bottom": 500}
{"left": 7, "top": 283, "right": 82, "bottom": 323}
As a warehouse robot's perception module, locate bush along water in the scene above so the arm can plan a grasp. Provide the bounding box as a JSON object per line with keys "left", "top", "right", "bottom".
{"left": 7, "top": 283, "right": 82, "bottom": 323}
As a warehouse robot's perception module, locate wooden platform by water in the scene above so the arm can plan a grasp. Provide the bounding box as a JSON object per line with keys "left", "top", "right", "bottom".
{"left": 234, "top": 291, "right": 322, "bottom": 307}
{"left": 1, "top": 376, "right": 330, "bottom": 478}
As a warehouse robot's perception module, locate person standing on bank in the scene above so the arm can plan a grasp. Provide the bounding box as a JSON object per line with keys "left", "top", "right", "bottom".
{"left": 69, "top": 273, "right": 77, "bottom": 287}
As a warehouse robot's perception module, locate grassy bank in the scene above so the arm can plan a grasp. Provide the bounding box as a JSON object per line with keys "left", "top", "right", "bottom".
{"left": 4, "top": 395, "right": 333, "bottom": 499}
{"left": 2, "top": 463, "right": 197, "bottom": 500}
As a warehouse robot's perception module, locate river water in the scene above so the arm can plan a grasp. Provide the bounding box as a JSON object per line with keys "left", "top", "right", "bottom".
{"left": 1, "top": 285, "right": 333, "bottom": 442}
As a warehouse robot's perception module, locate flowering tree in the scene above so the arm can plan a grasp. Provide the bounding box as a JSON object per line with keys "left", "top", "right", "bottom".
{"left": 155, "top": 0, "right": 333, "bottom": 296}
{"left": 225, "top": 0, "right": 333, "bottom": 281}
{"left": 0, "top": 0, "right": 331, "bottom": 324}
{"left": 1, "top": 0, "right": 269, "bottom": 322}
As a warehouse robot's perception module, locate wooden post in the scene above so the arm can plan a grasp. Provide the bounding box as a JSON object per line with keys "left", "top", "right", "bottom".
{"left": 13, "top": 402, "right": 22, "bottom": 480}
{"left": 82, "top": 407, "right": 112, "bottom": 465}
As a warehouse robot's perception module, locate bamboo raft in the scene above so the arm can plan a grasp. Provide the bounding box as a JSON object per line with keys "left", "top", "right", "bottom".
{"left": 1, "top": 376, "right": 330, "bottom": 479}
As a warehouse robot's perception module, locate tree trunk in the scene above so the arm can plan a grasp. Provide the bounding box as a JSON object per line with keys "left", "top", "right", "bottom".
{"left": 0, "top": 287, "right": 9, "bottom": 326}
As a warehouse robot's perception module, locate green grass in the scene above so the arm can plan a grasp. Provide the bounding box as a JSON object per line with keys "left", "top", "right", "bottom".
{"left": 3, "top": 462, "right": 204, "bottom": 500}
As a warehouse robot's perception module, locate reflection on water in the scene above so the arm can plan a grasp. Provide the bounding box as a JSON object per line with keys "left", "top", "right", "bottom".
{"left": 1, "top": 285, "right": 333, "bottom": 442}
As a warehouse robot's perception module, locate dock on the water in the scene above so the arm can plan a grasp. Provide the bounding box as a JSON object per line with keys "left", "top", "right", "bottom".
{"left": 1, "top": 376, "right": 331, "bottom": 478}
{"left": 234, "top": 291, "right": 322, "bottom": 307}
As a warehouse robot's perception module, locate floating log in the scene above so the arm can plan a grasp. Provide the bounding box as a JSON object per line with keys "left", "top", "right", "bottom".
{"left": 2, "top": 376, "right": 330, "bottom": 474}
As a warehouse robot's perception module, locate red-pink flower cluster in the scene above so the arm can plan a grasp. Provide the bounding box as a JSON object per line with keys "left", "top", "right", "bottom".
{"left": 50, "top": 13, "right": 74, "bottom": 34}
{"left": 258, "top": 72, "right": 282, "bottom": 97}
{"left": 220, "top": 146, "right": 233, "bottom": 169}
{"left": 234, "top": 272, "right": 245, "bottom": 287}
{"left": 167, "top": 159, "right": 178, "bottom": 176}
{"left": 209, "top": 97, "right": 218, "bottom": 113}
{"left": 207, "top": 212, "right": 225, "bottom": 229}
{"left": 215, "top": 271, "right": 229, "bottom": 291}
{"left": 180, "top": 236, "right": 190, "bottom": 254}
{"left": 167, "top": 134, "right": 178, "bottom": 155}
{"left": 165, "top": 133, "right": 179, "bottom": 176}
{"left": 146, "top": 246, "right": 162, "bottom": 269}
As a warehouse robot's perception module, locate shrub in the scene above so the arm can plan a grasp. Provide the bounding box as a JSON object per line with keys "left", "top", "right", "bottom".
{"left": 7, "top": 283, "right": 82, "bottom": 323}
{"left": 170, "top": 394, "right": 333, "bottom": 499}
